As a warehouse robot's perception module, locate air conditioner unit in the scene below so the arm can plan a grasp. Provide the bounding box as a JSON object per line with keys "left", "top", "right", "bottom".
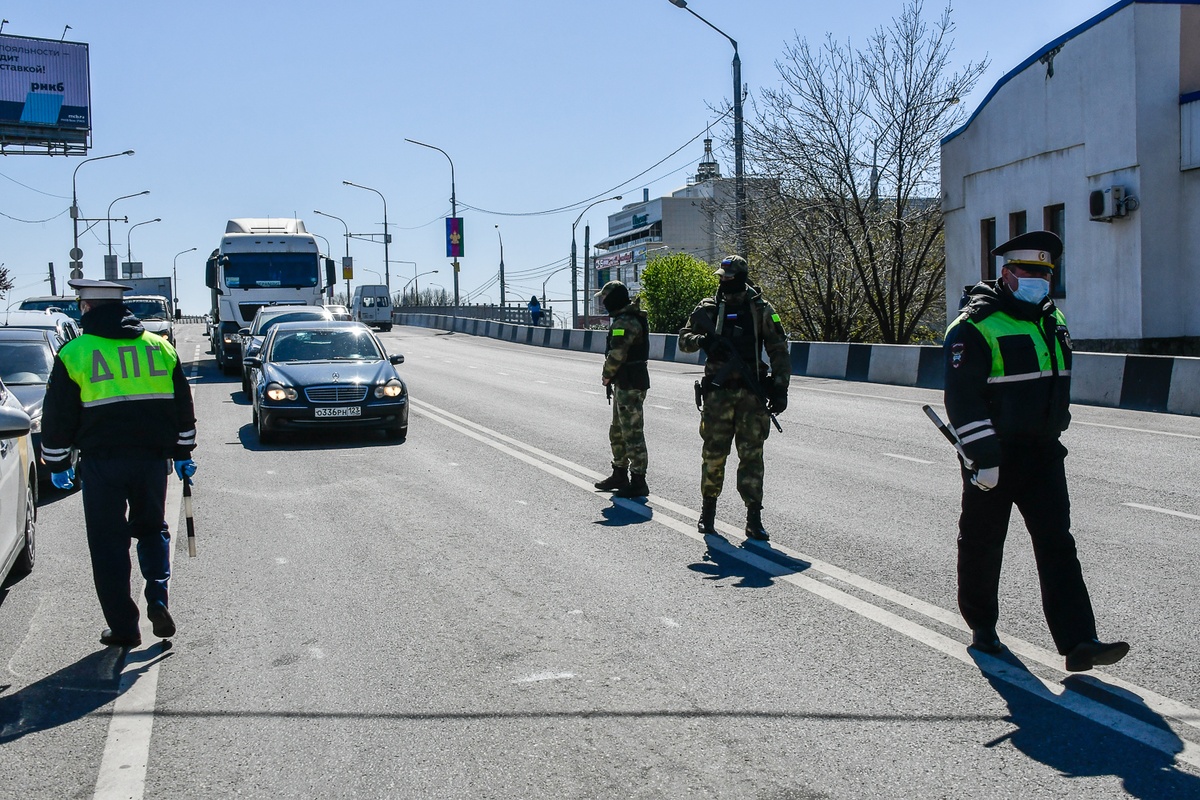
{"left": 1089, "top": 186, "right": 1125, "bottom": 221}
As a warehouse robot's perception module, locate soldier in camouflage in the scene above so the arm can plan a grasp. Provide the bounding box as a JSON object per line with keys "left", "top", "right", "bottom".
{"left": 678, "top": 255, "right": 790, "bottom": 540}
{"left": 593, "top": 280, "right": 651, "bottom": 499}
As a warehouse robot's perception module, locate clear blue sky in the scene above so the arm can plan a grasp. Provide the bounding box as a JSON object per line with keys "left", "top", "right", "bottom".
{"left": 0, "top": 0, "right": 1119, "bottom": 319}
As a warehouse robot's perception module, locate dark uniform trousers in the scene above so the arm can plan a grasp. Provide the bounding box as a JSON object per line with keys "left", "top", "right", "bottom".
{"left": 79, "top": 455, "right": 171, "bottom": 639}
{"left": 957, "top": 438, "right": 1097, "bottom": 654}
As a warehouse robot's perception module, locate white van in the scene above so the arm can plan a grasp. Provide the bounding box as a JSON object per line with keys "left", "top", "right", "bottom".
{"left": 351, "top": 285, "right": 393, "bottom": 331}
{"left": 123, "top": 295, "right": 176, "bottom": 345}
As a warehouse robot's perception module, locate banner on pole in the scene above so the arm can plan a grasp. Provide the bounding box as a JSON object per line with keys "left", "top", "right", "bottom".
{"left": 446, "top": 217, "right": 464, "bottom": 258}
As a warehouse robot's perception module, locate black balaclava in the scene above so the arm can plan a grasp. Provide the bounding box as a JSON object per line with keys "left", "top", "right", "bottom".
{"left": 721, "top": 274, "right": 748, "bottom": 294}
{"left": 603, "top": 283, "right": 630, "bottom": 315}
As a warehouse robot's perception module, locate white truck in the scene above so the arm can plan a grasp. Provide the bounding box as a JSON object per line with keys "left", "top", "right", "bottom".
{"left": 350, "top": 284, "right": 393, "bottom": 331}
{"left": 205, "top": 218, "right": 336, "bottom": 374}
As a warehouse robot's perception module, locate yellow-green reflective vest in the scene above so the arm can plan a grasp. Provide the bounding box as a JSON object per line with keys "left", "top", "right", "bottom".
{"left": 953, "top": 308, "right": 1070, "bottom": 383}
{"left": 58, "top": 332, "right": 178, "bottom": 407}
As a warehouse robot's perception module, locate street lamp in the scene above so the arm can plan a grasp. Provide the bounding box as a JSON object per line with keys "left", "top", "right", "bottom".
{"left": 361, "top": 267, "right": 382, "bottom": 283}
{"left": 542, "top": 263, "right": 572, "bottom": 306}
{"left": 402, "top": 270, "right": 439, "bottom": 304}
{"left": 495, "top": 224, "right": 506, "bottom": 307}
{"left": 405, "top": 138, "right": 459, "bottom": 308}
{"left": 172, "top": 247, "right": 196, "bottom": 316}
{"left": 571, "top": 195, "right": 622, "bottom": 328}
{"left": 666, "top": 0, "right": 744, "bottom": 258}
{"left": 390, "top": 260, "right": 419, "bottom": 300}
{"left": 71, "top": 149, "right": 134, "bottom": 277}
{"left": 106, "top": 189, "right": 149, "bottom": 264}
{"left": 342, "top": 181, "right": 390, "bottom": 292}
{"left": 314, "top": 209, "right": 351, "bottom": 302}
{"left": 126, "top": 218, "right": 161, "bottom": 277}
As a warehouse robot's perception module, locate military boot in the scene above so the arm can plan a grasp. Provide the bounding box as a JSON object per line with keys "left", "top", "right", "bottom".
{"left": 594, "top": 465, "right": 628, "bottom": 492}
{"left": 698, "top": 496, "right": 717, "bottom": 535}
{"left": 745, "top": 504, "right": 769, "bottom": 541}
{"left": 614, "top": 472, "right": 648, "bottom": 499}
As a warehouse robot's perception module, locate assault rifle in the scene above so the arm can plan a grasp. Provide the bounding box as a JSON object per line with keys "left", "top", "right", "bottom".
{"left": 689, "top": 307, "right": 783, "bottom": 433}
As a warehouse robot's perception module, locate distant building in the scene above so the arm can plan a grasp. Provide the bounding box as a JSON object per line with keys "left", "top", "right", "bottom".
{"left": 941, "top": 0, "right": 1200, "bottom": 353}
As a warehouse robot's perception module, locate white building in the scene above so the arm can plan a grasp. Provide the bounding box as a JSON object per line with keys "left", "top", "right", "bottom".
{"left": 941, "top": 0, "right": 1200, "bottom": 353}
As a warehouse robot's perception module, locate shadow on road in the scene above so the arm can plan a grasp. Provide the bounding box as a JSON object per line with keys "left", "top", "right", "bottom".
{"left": 971, "top": 650, "right": 1200, "bottom": 798}
{"left": 235, "top": 424, "right": 404, "bottom": 452}
{"left": 0, "top": 644, "right": 171, "bottom": 743}
{"left": 594, "top": 498, "right": 653, "bottom": 528}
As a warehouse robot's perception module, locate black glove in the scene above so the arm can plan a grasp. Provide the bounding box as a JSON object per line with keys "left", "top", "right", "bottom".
{"left": 767, "top": 388, "right": 788, "bottom": 414}
{"left": 697, "top": 333, "right": 717, "bottom": 354}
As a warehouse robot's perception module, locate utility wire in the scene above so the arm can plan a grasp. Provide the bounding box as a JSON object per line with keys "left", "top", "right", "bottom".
{"left": 0, "top": 170, "right": 71, "bottom": 199}
{"left": 0, "top": 207, "right": 70, "bottom": 224}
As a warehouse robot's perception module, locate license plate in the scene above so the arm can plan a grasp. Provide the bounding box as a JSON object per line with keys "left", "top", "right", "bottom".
{"left": 314, "top": 406, "right": 361, "bottom": 418}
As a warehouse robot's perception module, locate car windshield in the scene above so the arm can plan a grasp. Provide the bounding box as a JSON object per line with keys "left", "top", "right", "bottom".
{"left": 269, "top": 329, "right": 383, "bottom": 362}
{"left": 19, "top": 299, "right": 81, "bottom": 321}
{"left": 125, "top": 300, "right": 170, "bottom": 320}
{"left": 224, "top": 252, "right": 319, "bottom": 289}
{"left": 253, "top": 311, "right": 329, "bottom": 335}
{"left": 0, "top": 341, "right": 53, "bottom": 384}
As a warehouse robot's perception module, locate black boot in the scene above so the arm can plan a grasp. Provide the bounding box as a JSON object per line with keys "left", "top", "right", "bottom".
{"left": 745, "top": 504, "right": 769, "bottom": 541}
{"left": 698, "top": 496, "right": 717, "bottom": 535}
{"left": 594, "top": 465, "right": 628, "bottom": 492}
{"left": 614, "top": 472, "right": 648, "bottom": 499}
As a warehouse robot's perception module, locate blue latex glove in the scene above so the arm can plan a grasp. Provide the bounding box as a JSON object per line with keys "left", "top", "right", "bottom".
{"left": 173, "top": 458, "right": 197, "bottom": 484}
{"left": 51, "top": 467, "right": 75, "bottom": 490}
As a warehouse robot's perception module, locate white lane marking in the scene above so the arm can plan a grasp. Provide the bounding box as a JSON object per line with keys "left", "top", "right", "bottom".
{"left": 584, "top": 390, "right": 601, "bottom": 396}
{"left": 93, "top": 462, "right": 187, "bottom": 800}
{"left": 515, "top": 672, "right": 576, "bottom": 683}
{"left": 883, "top": 453, "right": 934, "bottom": 464}
{"left": 1122, "top": 503, "right": 1200, "bottom": 522}
{"left": 651, "top": 405, "right": 672, "bottom": 411}
{"left": 660, "top": 618, "right": 680, "bottom": 628}
{"left": 1075, "top": 421, "right": 1200, "bottom": 440}
{"left": 410, "top": 397, "right": 1200, "bottom": 759}
{"left": 535, "top": 380, "right": 548, "bottom": 384}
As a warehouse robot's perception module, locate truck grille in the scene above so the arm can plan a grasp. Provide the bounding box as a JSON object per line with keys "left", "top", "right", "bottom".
{"left": 305, "top": 385, "right": 368, "bottom": 403}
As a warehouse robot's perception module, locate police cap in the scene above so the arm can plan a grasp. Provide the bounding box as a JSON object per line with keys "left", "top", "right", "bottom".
{"left": 68, "top": 278, "right": 133, "bottom": 301}
{"left": 991, "top": 231, "right": 1062, "bottom": 273}
{"left": 715, "top": 255, "right": 748, "bottom": 277}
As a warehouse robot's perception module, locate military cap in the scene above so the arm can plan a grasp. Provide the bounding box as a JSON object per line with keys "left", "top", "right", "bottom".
{"left": 68, "top": 278, "right": 133, "bottom": 301}
{"left": 715, "top": 255, "right": 748, "bottom": 277}
{"left": 595, "top": 280, "right": 627, "bottom": 300}
{"left": 992, "top": 231, "right": 1062, "bottom": 272}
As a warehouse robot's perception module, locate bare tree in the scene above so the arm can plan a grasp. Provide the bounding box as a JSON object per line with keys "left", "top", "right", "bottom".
{"left": 743, "top": 0, "right": 986, "bottom": 343}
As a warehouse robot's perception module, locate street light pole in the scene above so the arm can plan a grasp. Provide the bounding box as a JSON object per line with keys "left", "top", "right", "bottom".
{"left": 314, "top": 209, "right": 351, "bottom": 303}
{"left": 390, "top": 260, "right": 418, "bottom": 303}
{"left": 126, "top": 218, "right": 161, "bottom": 277}
{"left": 571, "top": 195, "right": 622, "bottom": 329}
{"left": 342, "top": 181, "right": 390, "bottom": 293}
{"left": 495, "top": 224, "right": 505, "bottom": 308}
{"left": 172, "top": 247, "right": 196, "bottom": 316}
{"left": 405, "top": 139, "right": 458, "bottom": 309}
{"left": 107, "top": 190, "right": 149, "bottom": 266}
{"left": 401, "top": 270, "right": 439, "bottom": 300}
{"left": 666, "top": 0, "right": 744, "bottom": 257}
{"left": 71, "top": 149, "right": 134, "bottom": 277}
{"left": 542, "top": 264, "right": 571, "bottom": 306}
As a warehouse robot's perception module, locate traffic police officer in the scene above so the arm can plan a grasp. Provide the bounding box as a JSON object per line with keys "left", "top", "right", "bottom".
{"left": 944, "top": 231, "right": 1129, "bottom": 672}
{"left": 41, "top": 279, "right": 197, "bottom": 648}
{"left": 678, "top": 255, "right": 790, "bottom": 541}
{"left": 593, "top": 280, "right": 651, "bottom": 499}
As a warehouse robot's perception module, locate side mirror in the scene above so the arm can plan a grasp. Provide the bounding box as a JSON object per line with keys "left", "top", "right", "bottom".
{"left": 325, "top": 257, "right": 337, "bottom": 289}
{"left": 389, "top": 354, "right": 405, "bottom": 365}
{"left": 238, "top": 328, "right": 250, "bottom": 336}
{"left": 242, "top": 356, "right": 262, "bottom": 368}
{"left": 175, "top": 308, "right": 182, "bottom": 320}
{"left": 0, "top": 405, "right": 32, "bottom": 438}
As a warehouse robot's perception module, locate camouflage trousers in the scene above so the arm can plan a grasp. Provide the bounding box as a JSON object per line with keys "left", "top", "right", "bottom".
{"left": 608, "top": 387, "right": 648, "bottom": 474}
{"left": 699, "top": 386, "right": 771, "bottom": 505}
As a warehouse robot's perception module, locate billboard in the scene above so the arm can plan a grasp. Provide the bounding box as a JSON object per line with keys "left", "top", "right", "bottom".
{"left": 0, "top": 34, "right": 90, "bottom": 154}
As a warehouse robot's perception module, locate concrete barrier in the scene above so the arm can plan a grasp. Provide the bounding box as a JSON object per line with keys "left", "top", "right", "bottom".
{"left": 393, "top": 313, "right": 1198, "bottom": 417}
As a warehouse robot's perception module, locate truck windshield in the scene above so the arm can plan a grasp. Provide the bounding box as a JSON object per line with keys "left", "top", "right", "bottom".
{"left": 224, "top": 253, "right": 319, "bottom": 289}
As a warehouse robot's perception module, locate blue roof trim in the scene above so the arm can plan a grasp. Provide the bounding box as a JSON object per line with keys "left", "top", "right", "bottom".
{"left": 1183, "top": 91, "right": 1200, "bottom": 104}
{"left": 942, "top": 0, "right": 1200, "bottom": 145}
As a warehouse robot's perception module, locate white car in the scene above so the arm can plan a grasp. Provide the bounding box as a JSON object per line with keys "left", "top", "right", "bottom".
{"left": 0, "top": 377, "right": 37, "bottom": 596}
{"left": 123, "top": 296, "right": 176, "bottom": 345}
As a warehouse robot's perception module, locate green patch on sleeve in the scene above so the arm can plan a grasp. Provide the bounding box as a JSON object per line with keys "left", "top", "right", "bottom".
{"left": 612, "top": 329, "right": 625, "bottom": 336}
{"left": 771, "top": 313, "right": 781, "bottom": 323}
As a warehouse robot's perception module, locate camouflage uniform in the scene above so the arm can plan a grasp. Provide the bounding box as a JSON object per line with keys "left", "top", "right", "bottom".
{"left": 594, "top": 282, "right": 651, "bottom": 497}
{"left": 678, "top": 256, "right": 790, "bottom": 538}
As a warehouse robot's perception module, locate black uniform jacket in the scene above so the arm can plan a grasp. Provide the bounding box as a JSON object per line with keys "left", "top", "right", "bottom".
{"left": 943, "top": 281, "right": 1072, "bottom": 470}
{"left": 40, "top": 303, "right": 197, "bottom": 470}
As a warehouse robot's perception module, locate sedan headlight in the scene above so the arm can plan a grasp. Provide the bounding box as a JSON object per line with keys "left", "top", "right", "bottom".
{"left": 375, "top": 379, "right": 404, "bottom": 398}
{"left": 265, "top": 382, "right": 298, "bottom": 401}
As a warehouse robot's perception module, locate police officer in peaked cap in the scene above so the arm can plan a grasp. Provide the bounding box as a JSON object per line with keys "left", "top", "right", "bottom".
{"left": 942, "top": 231, "right": 1129, "bottom": 672}
{"left": 40, "top": 279, "right": 198, "bottom": 648}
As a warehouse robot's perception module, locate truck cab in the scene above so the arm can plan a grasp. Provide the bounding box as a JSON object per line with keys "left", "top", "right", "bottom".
{"left": 351, "top": 285, "right": 393, "bottom": 331}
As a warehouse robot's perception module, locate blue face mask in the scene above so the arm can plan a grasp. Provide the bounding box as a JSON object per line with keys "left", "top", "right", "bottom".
{"left": 1013, "top": 276, "right": 1050, "bottom": 304}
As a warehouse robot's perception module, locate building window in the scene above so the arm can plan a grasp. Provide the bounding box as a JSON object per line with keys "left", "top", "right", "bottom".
{"left": 1043, "top": 204, "right": 1066, "bottom": 298}
{"left": 1009, "top": 210, "right": 1027, "bottom": 238}
{"left": 980, "top": 218, "right": 997, "bottom": 280}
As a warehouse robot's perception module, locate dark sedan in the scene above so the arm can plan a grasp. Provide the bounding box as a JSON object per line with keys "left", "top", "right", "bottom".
{"left": 0, "top": 327, "right": 78, "bottom": 485}
{"left": 244, "top": 321, "right": 408, "bottom": 444}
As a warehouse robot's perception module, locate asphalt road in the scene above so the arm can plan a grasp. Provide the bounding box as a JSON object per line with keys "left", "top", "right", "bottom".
{"left": 1, "top": 322, "right": 1198, "bottom": 799}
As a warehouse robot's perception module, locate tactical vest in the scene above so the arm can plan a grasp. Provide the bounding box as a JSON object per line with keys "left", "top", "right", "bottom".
{"left": 58, "top": 332, "right": 178, "bottom": 407}
{"left": 606, "top": 317, "right": 650, "bottom": 390}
